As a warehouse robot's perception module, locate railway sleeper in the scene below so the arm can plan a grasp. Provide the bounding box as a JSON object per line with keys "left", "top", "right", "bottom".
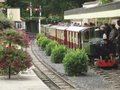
{"left": 47, "top": 75, "right": 57, "bottom": 79}
{"left": 35, "top": 66, "right": 49, "bottom": 73}
{"left": 55, "top": 82, "right": 68, "bottom": 85}
{"left": 52, "top": 78, "right": 64, "bottom": 82}
{"left": 59, "top": 86, "right": 75, "bottom": 89}
{"left": 53, "top": 81, "right": 71, "bottom": 87}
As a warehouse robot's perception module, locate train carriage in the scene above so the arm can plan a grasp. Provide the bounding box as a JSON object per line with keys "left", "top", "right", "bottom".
{"left": 66, "top": 26, "right": 94, "bottom": 49}
{"left": 42, "top": 25, "right": 96, "bottom": 49}
{"left": 48, "top": 25, "right": 58, "bottom": 40}
{"left": 56, "top": 26, "right": 68, "bottom": 45}
{"left": 41, "top": 25, "right": 47, "bottom": 35}
{"left": 41, "top": 24, "right": 50, "bottom": 37}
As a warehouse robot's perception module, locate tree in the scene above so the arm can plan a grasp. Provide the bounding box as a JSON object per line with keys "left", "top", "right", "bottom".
{"left": 5, "top": 0, "right": 97, "bottom": 19}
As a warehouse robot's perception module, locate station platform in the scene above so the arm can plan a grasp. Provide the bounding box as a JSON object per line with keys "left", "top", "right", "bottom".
{"left": 0, "top": 68, "right": 50, "bottom": 90}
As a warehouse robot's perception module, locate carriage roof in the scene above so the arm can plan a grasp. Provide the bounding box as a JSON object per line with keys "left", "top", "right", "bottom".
{"left": 66, "top": 26, "right": 90, "bottom": 32}
{"left": 56, "top": 26, "right": 68, "bottom": 30}
{"left": 49, "top": 25, "right": 68, "bottom": 30}
{"left": 49, "top": 25, "right": 58, "bottom": 29}
{"left": 48, "top": 25, "right": 92, "bottom": 32}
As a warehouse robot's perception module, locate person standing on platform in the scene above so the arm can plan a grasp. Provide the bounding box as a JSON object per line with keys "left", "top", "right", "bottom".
{"left": 116, "top": 19, "right": 120, "bottom": 62}
{"left": 104, "top": 23, "right": 112, "bottom": 40}
{"left": 109, "top": 24, "right": 118, "bottom": 43}
{"left": 109, "top": 24, "right": 118, "bottom": 56}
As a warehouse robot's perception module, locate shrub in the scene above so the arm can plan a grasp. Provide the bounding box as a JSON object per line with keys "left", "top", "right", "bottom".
{"left": 37, "top": 36, "right": 47, "bottom": 46}
{"left": 51, "top": 45, "right": 66, "bottom": 63}
{"left": 63, "top": 49, "right": 88, "bottom": 76}
{"left": 0, "top": 13, "right": 12, "bottom": 30}
{"left": 1, "top": 29, "right": 25, "bottom": 46}
{"left": 45, "top": 41, "right": 58, "bottom": 56}
{"left": 0, "top": 42, "right": 32, "bottom": 74}
{"left": 40, "top": 38, "right": 51, "bottom": 50}
{"left": 36, "top": 33, "right": 44, "bottom": 40}
{"left": 37, "top": 33, "right": 46, "bottom": 47}
{"left": 84, "top": 44, "right": 90, "bottom": 55}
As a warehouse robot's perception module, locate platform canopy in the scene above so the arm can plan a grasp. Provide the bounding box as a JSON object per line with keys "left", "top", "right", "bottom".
{"left": 64, "top": 1, "right": 120, "bottom": 19}
{"left": 65, "top": 9, "right": 120, "bottom": 19}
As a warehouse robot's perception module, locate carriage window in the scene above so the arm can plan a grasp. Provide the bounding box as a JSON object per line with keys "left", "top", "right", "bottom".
{"left": 83, "top": 30, "right": 89, "bottom": 42}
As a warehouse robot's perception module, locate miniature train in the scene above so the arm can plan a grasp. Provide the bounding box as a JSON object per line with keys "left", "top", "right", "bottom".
{"left": 41, "top": 24, "right": 118, "bottom": 68}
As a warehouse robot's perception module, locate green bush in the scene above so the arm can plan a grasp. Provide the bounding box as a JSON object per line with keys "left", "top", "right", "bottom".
{"left": 36, "top": 33, "right": 44, "bottom": 40}
{"left": 0, "top": 29, "right": 25, "bottom": 46}
{"left": 63, "top": 49, "right": 88, "bottom": 76}
{"left": 45, "top": 41, "right": 58, "bottom": 56}
{"left": 51, "top": 45, "right": 66, "bottom": 63}
{"left": 36, "top": 33, "right": 45, "bottom": 46}
{"left": 40, "top": 38, "right": 51, "bottom": 50}
{"left": 0, "top": 42, "right": 32, "bottom": 75}
{"left": 37, "top": 36, "right": 47, "bottom": 46}
{"left": 0, "top": 13, "right": 12, "bottom": 30}
{"left": 84, "top": 44, "right": 90, "bottom": 55}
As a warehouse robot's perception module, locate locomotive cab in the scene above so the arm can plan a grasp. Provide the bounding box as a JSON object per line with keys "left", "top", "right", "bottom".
{"left": 89, "top": 28, "right": 103, "bottom": 59}
{"left": 89, "top": 28, "right": 118, "bottom": 68}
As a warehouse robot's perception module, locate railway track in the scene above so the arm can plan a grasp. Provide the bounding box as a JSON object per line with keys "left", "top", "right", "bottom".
{"left": 28, "top": 34, "right": 120, "bottom": 90}
{"left": 29, "top": 39, "right": 78, "bottom": 90}
{"left": 93, "top": 67, "right": 120, "bottom": 90}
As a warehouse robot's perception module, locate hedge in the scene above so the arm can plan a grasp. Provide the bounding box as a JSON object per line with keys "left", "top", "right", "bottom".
{"left": 51, "top": 45, "right": 66, "bottom": 63}
{"left": 63, "top": 49, "right": 88, "bottom": 76}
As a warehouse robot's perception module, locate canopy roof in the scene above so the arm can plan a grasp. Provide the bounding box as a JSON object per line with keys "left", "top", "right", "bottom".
{"left": 64, "top": 1, "right": 120, "bottom": 19}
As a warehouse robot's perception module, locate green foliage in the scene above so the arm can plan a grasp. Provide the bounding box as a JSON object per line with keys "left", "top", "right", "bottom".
{"left": 46, "top": 15, "right": 63, "bottom": 24}
{"left": 6, "top": 0, "right": 91, "bottom": 19}
{"left": 1, "top": 29, "right": 25, "bottom": 46}
{"left": 45, "top": 41, "right": 58, "bottom": 56}
{"left": 51, "top": 45, "right": 66, "bottom": 63}
{"left": 0, "top": 43, "right": 32, "bottom": 74}
{"left": 98, "top": 0, "right": 113, "bottom": 4}
{"left": 83, "top": 44, "right": 90, "bottom": 55}
{"left": 40, "top": 38, "right": 51, "bottom": 50}
{"left": 63, "top": 49, "right": 88, "bottom": 76}
{"left": 0, "top": 13, "right": 12, "bottom": 30}
{"left": 36, "top": 33, "right": 44, "bottom": 40}
{"left": 0, "top": 29, "right": 32, "bottom": 75}
{"left": 37, "top": 34, "right": 46, "bottom": 46}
